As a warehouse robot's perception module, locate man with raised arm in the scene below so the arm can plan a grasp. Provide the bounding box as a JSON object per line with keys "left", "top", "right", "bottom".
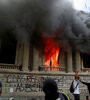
{"left": 73, "top": 70, "right": 80, "bottom": 100}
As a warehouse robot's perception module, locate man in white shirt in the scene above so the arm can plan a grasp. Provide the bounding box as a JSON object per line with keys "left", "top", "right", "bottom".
{"left": 73, "top": 71, "right": 80, "bottom": 100}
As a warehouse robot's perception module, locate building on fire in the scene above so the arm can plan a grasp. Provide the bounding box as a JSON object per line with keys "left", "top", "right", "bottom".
{"left": 0, "top": 9, "right": 90, "bottom": 99}
{"left": 0, "top": 31, "right": 90, "bottom": 73}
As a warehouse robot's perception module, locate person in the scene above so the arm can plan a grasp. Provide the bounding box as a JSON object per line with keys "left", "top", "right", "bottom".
{"left": 80, "top": 80, "right": 90, "bottom": 100}
{"left": 0, "top": 81, "right": 2, "bottom": 96}
{"left": 50, "top": 58, "right": 52, "bottom": 70}
{"left": 43, "top": 78, "right": 70, "bottom": 100}
{"left": 73, "top": 71, "right": 80, "bottom": 100}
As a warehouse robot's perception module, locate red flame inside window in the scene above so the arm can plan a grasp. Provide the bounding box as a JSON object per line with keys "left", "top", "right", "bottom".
{"left": 43, "top": 39, "right": 59, "bottom": 71}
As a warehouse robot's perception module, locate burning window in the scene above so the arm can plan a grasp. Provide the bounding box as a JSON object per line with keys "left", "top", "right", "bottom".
{"left": 42, "top": 39, "right": 59, "bottom": 71}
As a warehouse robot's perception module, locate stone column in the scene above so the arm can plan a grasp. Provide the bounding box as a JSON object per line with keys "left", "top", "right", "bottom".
{"left": 66, "top": 50, "right": 73, "bottom": 73}
{"left": 75, "top": 50, "right": 81, "bottom": 71}
{"left": 22, "top": 43, "right": 30, "bottom": 71}
{"left": 32, "top": 47, "right": 39, "bottom": 71}
{"left": 15, "top": 42, "right": 19, "bottom": 65}
{"left": 15, "top": 42, "right": 23, "bottom": 66}
{"left": 42, "top": 55, "right": 45, "bottom": 65}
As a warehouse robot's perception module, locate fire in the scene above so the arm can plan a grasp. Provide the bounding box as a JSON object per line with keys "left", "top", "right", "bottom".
{"left": 44, "top": 39, "right": 59, "bottom": 71}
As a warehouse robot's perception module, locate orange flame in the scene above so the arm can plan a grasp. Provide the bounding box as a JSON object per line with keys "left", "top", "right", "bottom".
{"left": 44, "top": 39, "right": 59, "bottom": 71}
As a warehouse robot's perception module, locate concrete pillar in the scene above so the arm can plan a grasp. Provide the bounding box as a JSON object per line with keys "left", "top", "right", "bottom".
{"left": 39, "top": 50, "right": 42, "bottom": 66}
{"left": 15, "top": 42, "right": 23, "bottom": 66}
{"left": 15, "top": 42, "right": 19, "bottom": 65}
{"left": 75, "top": 50, "right": 81, "bottom": 71}
{"left": 22, "top": 43, "right": 29, "bottom": 71}
{"left": 32, "top": 47, "right": 39, "bottom": 71}
{"left": 66, "top": 50, "right": 73, "bottom": 73}
{"left": 39, "top": 57, "right": 42, "bottom": 66}
{"left": 42, "top": 55, "right": 45, "bottom": 65}
{"left": 18, "top": 44, "right": 23, "bottom": 66}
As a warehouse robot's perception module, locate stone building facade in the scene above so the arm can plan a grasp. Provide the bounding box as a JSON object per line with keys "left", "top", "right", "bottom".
{"left": 0, "top": 37, "right": 90, "bottom": 99}
{"left": 0, "top": 39, "right": 88, "bottom": 73}
{"left": 0, "top": 11, "right": 90, "bottom": 99}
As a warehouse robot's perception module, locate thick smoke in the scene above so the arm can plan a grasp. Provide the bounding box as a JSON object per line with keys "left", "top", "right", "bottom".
{"left": 0, "top": 0, "right": 90, "bottom": 52}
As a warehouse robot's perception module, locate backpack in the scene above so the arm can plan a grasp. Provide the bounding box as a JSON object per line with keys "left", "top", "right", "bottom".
{"left": 70, "top": 80, "right": 79, "bottom": 93}
{"left": 70, "top": 81, "right": 74, "bottom": 93}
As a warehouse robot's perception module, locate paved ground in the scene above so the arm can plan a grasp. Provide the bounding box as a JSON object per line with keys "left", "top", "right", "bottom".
{"left": 81, "top": 95, "right": 90, "bottom": 100}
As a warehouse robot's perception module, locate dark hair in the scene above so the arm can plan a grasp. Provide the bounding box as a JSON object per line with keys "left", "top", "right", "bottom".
{"left": 43, "top": 78, "right": 59, "bottom": 100}
{"left": 75, "top": 76, "right": 79, "bottom": 79}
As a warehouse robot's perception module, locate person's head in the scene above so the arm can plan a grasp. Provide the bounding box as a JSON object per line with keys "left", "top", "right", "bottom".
{"left": 43, "top": 78, "right": 59, "bottom": 100}
{"left": 75, "top": 76, "right": 79, "bottom": 80}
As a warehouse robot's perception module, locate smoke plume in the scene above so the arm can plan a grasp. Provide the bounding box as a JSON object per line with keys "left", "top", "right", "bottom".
{"left": 0, "top": 0, "right": 90, "bottom": 52}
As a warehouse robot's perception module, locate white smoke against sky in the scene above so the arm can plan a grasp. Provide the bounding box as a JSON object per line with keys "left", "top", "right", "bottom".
{"left": 72, "top": 0, "right": 90, "bottom": 12}
{"left": 0, "top": 0, "right": 90, "bottom": 52}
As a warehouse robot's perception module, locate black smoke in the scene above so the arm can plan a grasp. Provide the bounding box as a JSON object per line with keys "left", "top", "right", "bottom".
{"left": 0, "top": 0, "right": 90, "bottom": 52}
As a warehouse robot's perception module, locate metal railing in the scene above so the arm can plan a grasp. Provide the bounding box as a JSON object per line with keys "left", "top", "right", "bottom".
{"left": 0, "top": 64, "right": 20, "bottom": 70}
{"left": 39, "top": 66, "right": 65, "bottom": 71}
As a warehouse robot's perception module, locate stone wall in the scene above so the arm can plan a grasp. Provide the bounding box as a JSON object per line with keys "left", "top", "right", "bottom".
{"left": 0, "top": 71, "right": 89, "bottom": 97}
{"left": 0, "top": 96, "right": 44, "bottom": 100}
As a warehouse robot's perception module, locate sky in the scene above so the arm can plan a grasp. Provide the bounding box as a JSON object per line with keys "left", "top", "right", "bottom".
{"left": 72, "top": 0, "right": 90, "bottom": 12}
